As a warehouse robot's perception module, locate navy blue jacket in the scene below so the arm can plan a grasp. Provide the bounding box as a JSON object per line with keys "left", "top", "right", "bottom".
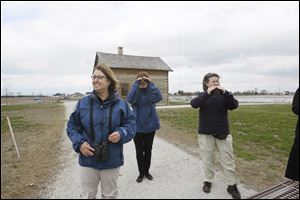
{"left": 66, "top": 91, "right": 136, "bottom": 170}
{"left": 191, "top": 90, "right": 238, "bottom": 136}
{"left": 126, "top": 80, "right": 162, "bottom": 133}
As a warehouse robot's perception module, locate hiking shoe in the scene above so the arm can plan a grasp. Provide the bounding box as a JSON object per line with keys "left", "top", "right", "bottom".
{"left": 136, "top": 174, "right": 144, "bottom": 183}
{"left": 203, "top": 181, "right": 212, "bottom": 193}
{"left": 227, "top": 184, "right": 241, "bottom": 199}
{"left": 145, "top": 173, "right": 153, "bottom": 180}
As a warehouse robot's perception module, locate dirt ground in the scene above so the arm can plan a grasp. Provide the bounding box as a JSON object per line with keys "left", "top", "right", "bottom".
{"left": 1, "top": 103, "right": 65, "bottom": 199}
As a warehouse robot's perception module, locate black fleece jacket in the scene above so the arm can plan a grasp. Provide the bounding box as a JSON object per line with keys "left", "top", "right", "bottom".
{"left": 191, "top": 90, "right": 238, "bottom": 135}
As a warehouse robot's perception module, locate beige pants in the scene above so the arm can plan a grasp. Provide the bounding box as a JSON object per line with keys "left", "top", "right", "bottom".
{"left": 198, "top": 134, "right": 239, "bottom": 185}
{"left": 80, "top": 166, "right": 120, "bottom": 199}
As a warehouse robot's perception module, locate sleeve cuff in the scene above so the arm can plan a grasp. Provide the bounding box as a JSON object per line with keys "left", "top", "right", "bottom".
{"left": 149, "top": 82, "right": 156, "bottom": 89}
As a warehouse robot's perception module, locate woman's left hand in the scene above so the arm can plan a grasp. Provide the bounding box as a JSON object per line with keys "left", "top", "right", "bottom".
{"left": 108, "top": 132, "right": 121, "bottom": 143}
{"left": 216, "top": 86, "right": 225, "bottom": 93}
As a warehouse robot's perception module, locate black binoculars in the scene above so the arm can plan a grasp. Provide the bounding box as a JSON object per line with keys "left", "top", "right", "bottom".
{"left": 211, "top": 88, "right": 224, "bottom": 95}
{"left": 139, "top": 78, "right": 150, "bottom": 83}
{"left": 94, "top": 141, "right": 109, "bottom": 162}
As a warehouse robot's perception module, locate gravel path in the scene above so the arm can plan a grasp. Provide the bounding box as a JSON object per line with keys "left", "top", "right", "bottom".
{"left": 41, "top": 101, "right": 257, "bottom": 199}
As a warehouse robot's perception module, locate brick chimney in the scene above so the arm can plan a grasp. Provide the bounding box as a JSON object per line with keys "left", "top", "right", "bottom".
{"left": 118, "top": 47, "right": 123, "bottom": 55}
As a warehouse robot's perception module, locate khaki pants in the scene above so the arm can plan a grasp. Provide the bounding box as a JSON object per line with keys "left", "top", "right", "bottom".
{"left": 198, "top": 134, "right": 239, "bottom": 185}
{"left": 80, "top": 166, "right": 120, "bottom": 199}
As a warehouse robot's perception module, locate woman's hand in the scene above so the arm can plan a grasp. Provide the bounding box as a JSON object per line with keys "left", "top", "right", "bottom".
{"left": 207, "top": 86, "right": 217, "bottom": 94}
{"left": 216, "top": 86, "right": 225, "bottom": 93}
{"left": 108, "top": 132, "right": 121, "bottom": 143}
{"left": 144, "top": 77, "right": 151, "bottom": 83}
{"left": 80, "top": 141, "right": 95, "bottom": 157}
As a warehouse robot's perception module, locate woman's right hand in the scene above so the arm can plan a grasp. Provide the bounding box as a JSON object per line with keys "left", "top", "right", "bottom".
{"left": 80, "top": 141, "right": 95, "bottom": 157}
{"left": 207, "top": 86, "right": 217, "bottom": 94}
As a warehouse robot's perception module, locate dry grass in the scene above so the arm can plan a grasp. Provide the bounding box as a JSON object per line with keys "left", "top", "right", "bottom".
{"left": 1, "top": 102, "right": 65, "bottom": 199}
{"left": 1, "top": 97, "right": 59, "bottom": 105}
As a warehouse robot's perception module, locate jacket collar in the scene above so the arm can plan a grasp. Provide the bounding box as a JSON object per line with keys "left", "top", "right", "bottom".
{"left": 90, "top": 90, "right": 119, "bottom": 106}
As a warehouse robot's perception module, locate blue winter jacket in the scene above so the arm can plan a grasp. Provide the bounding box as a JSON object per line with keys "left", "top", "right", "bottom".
{"left": 126, "top": 80, "right": 162, "bottom": 133}
{"left": 66, "top": 91, "right": 136, "bottom": 170}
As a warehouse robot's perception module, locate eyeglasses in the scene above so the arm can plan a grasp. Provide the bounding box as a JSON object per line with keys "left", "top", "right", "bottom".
{"left": 91, "top": 75, "right": 106, "bottom": 80}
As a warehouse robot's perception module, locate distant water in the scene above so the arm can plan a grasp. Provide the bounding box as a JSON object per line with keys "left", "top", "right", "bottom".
{"left": 1, "top": 95, "right": 293, "bottom": 106}
{"left": 235, "top": 95, "right": 293, "bottom": 104}
{"left": 170, "top": 95, "right": 293, "bottom": 104}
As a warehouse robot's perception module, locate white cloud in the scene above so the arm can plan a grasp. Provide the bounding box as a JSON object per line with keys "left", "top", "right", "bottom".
{"left": 1, "top": 74, "right": 92, "bottom": 95}
{"left": 168, "top": 54, "right": 299, "bottom": 93}
{"left": 1, "top": 1, "right": 299, "bottom": 95}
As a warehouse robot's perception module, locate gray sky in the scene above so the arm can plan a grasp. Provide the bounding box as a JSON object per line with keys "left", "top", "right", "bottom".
{"left": 1, "top": 1, "right": 299, "bottom": 95}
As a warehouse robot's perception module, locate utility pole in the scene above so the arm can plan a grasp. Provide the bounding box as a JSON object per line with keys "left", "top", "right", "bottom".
{"left": 7, "top": 116, "right": 20, "bottom": 159}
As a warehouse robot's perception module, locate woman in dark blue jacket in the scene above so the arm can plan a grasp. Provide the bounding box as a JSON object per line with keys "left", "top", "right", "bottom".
{"left": 191, "top": 73, "right": 241, "bottom": 199}
{"left": 67, "top": 64, "right": 136, "bottom": 199}
{"left": 126, "top": 71, "right": 162, "bottom": 183}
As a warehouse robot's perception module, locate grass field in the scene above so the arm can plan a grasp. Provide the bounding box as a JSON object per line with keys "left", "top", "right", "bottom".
{"left": 157, "top": 104, "right": 297, "bottom": 190}
{"left": 1, "top": 102, "right": 297, "bottom": 195}
{"left": 1, "top": 102, "right": 65, "bottom": 199}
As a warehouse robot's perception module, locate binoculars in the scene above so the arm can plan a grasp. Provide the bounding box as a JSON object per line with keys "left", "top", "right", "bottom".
{"left": 139, "top": 77, "right": 150, "bottom": 83}
{"left": 211, "top": 88, "right": 224, "bottom": 95}
{"left": 94, "top": 141, "right": 109, "bottom": 162}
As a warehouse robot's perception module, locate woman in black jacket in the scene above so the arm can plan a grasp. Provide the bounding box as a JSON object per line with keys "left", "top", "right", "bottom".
{"left": 285, "top": 88, "right": 299, "bottom": 181}
{"left": 191, "top": 73, "right": 241, "bottom": 199}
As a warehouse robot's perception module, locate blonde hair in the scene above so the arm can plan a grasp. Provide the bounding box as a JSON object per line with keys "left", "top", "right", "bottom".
{"left": 93, "top": 64, "right": 119, "bottom": 93}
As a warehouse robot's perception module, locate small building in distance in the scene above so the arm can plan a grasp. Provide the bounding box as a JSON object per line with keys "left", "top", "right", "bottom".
{"left": 94, "top": 47, "right": 173, "bottom": 104}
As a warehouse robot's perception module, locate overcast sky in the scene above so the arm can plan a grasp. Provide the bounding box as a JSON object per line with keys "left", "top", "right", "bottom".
{"left": 1, "top": 1, "right": 299, "bottom": 95}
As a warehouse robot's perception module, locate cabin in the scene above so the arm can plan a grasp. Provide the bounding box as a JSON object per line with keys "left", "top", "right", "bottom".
{"left": 94, "top": 47, "right": 173, "bottom": 104}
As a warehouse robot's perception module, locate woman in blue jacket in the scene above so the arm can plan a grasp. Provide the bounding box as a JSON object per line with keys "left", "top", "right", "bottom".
{"left": 126, "top": 72, "right": 162, "bottom": 183}
{"left": 67, "top": 64, "right": 136, "bottom": 199}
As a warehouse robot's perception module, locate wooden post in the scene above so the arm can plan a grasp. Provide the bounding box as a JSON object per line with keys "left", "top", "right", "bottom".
{"left": 6, "top": 116, "right": 20, "bottom": 159}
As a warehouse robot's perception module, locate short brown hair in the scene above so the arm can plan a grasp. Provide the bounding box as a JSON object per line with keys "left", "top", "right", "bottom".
{"left": 136, "top": 71, "right": 150, "bottom": 79}
{"left": 202, "top": 73, "right": 220, "bottom": 91}
{"left": 93, "top": 64, "right": 120, "bottom": 93}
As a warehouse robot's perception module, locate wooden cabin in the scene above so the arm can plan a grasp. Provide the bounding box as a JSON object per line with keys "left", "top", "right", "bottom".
{"left": 94, "top": 47, "right": 173, "bottom": 104}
